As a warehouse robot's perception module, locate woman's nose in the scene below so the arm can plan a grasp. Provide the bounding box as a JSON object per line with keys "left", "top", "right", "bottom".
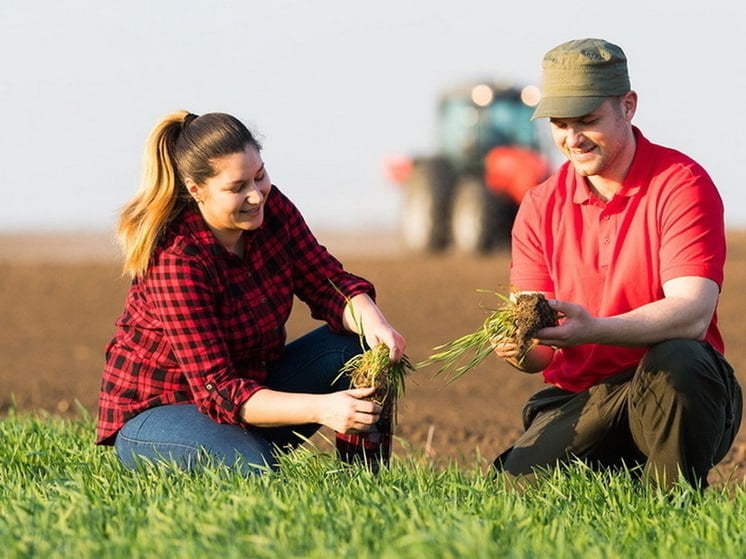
{"left": 246, "top": 184, "right": 264, "bottom": 204}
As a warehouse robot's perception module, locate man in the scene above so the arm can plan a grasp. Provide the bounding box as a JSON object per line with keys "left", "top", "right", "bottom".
{"left": 492, "top": 38, "right": 742, "bottom": 490}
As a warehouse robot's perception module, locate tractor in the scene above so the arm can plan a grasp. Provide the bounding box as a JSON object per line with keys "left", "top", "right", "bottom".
{"left": 384, "top": 81, "right": 554, "bottom": 253}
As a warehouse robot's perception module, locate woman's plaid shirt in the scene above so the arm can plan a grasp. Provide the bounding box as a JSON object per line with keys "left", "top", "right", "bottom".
{"left": 96, "top": 187, "right": 374, "bottom": 444}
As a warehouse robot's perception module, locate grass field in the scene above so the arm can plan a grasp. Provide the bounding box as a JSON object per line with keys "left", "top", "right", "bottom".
{"left": 3, "top": 410, "right": 746, "bottom": 559}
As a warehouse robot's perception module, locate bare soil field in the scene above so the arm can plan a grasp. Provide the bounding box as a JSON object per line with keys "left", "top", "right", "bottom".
{"left": 3, "top": 230, "right": 746, "bottom": 486}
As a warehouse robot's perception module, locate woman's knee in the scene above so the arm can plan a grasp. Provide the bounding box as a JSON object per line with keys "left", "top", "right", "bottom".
{"left": 114, "top": 405, "right": 279, "bottom": 475}
{"left": 321, "top": 327, "right": 366, "bottom": 369}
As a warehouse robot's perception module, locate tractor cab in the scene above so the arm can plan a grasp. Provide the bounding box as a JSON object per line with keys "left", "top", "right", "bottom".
{"left": 439, "top": 83, "right": 542, "bottom": 173}
{"left": 385, "top": 81, "right": 553, "bottom": 253}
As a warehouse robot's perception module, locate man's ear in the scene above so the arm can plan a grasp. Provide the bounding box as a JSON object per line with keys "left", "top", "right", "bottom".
{"left": 622, "top": 91, "right": 638, "bottom": 120}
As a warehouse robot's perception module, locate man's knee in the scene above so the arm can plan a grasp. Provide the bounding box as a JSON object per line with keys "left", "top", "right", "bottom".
{"left": 636, "top": 339, "right": 712, "bottom": 396}
{"left": 641, "top": 338, "right": 703, "bottom": 368}
{"left": 629, "top": 339, "right": 740, "bottom": 486}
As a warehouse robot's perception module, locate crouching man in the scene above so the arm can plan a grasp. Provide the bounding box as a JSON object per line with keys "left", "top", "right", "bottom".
{"left": 492, "top": 38, "right": 742, "bottom": 490}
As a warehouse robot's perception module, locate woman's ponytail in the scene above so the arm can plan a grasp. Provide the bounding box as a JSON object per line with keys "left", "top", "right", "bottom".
{"left": 117, "top": 111, "right": 190, "bottom": 277}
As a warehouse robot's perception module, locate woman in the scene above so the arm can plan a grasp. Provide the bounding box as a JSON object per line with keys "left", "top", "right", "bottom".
{"left": 96, "top": 111, "right": 406, "bottom": 475}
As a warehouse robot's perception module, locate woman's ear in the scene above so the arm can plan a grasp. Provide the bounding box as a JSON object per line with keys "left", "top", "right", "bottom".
{"left": 184, "top": 178, "right": 202, "bottom": 204}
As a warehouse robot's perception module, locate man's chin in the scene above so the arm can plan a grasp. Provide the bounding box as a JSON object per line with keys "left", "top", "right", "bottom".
{"left": 570, "top": 161, "right": 598, "bottom": 177}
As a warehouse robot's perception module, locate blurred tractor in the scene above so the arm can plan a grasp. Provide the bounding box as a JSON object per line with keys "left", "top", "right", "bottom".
{"left": 384, "top": 81, "right": 553, "bottom": 253}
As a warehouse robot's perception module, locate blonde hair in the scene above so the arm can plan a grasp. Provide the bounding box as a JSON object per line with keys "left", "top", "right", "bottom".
{"left": 117, "top": 111, "right": 261, "bottom": 277}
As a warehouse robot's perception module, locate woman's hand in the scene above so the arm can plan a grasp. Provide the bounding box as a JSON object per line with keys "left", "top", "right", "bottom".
{"left": 315, "top": 387, "right": 382, "bottom": 433}
{"left": 343, "top": 294, "right": 407, "bottom": 361}
{"left": 363, "top": 321, "right": 406, "bottom": 362}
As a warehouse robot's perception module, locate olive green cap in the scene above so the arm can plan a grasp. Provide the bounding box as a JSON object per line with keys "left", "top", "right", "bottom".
{"left": 532, "top": 38, "right": 630, "bottom": 120}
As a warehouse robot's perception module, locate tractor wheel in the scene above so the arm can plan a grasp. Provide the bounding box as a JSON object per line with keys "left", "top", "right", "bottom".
{"left": 491, "top": 192, "right": 519, "bottom": 249}
{"left": 401, "top": 159, "right": 453, "bottom": 252}
{"left": 450, "top": 177, "right": 497, "bottom": 254}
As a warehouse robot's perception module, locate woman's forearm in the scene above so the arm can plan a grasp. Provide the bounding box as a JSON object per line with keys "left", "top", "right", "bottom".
{"left": 342, "top": 293, "right": 386, "bottom": 335}
{"left": 239, "top": 389, "right": 321, "bottom": 427}
{"left": 239, "top": 386, "right": 381, "bottom": 433}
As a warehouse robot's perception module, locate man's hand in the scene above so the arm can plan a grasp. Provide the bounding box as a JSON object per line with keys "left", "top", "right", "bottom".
{"left": 490, "top": 336, "right": 555, "bottom": 373}
{"left": 490, "top": 338, "right": 522, "bottom": 369}
{"left": 534, "top": 299, "right": 595, "bottom": 348}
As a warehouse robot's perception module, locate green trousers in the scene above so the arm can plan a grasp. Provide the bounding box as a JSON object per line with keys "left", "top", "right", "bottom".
{"left": 493, "top": 339, "right": 742, "bottom": 489}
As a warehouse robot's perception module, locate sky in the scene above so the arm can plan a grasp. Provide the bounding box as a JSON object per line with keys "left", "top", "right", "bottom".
{"left": 2, "top": 0, "right": 745, "bottom": 233}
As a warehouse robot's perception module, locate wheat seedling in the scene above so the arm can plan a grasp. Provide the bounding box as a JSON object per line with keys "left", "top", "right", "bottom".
{"left": 339, "top": 343, "right": 415, "bottom": 406}
{"left": 330, "top": 280, "right": 415, "bottom": 408}
{"left": 418, "top": 290, "right": 557, "bottom": 383}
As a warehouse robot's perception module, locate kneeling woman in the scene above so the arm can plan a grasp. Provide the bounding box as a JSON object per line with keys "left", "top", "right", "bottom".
{"left": 96, "top": 111, "right": 406, "bottom": 474}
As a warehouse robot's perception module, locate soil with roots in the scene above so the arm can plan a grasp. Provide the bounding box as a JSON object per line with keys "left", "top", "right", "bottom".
{"left": 3, "top": 230, "right": 746, "bottom": 487}
{"left": 512, "top": 292, "right": 559, "bottom": 358}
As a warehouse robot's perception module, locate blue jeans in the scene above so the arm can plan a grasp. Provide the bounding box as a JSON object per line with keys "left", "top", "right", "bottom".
{"left": 114, "top": 326, "right": 362, "bottom": 475}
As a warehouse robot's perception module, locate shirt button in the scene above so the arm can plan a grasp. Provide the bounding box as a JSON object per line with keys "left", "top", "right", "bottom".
{"left": 603, "top": 237, "right": 610, "bottom": 244}
{"left": 205, "top": 383, "right": 214, "bottom": 391}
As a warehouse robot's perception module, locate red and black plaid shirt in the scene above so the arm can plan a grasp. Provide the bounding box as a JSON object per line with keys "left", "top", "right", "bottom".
{"left": 96, "top": 186, "right": 374, "bottom": 444}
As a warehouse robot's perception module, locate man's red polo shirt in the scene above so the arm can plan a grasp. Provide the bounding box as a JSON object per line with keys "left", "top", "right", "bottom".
{"left": 510, "top": 127, "right": 726, "bottom": 392}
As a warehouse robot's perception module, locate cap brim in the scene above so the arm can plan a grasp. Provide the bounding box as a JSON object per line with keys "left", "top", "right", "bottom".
{"left": 531, "top": 96, "right": 607, "bottom": 120}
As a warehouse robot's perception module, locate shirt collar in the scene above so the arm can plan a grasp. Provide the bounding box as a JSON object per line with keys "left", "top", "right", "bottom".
{"left": 178, "top": 205, "right": 232, "bottom": 258}
{"left": 619, "top": 126, "right": 651, "bottom": 197}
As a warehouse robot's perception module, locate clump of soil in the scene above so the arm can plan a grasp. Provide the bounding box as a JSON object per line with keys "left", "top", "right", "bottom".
{"left": 512, "top": 292, "right": 559, "bottom": 358}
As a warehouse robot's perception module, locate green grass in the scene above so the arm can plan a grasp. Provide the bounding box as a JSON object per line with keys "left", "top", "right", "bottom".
{"left": 3, "top": 411, "right": 746, "bottom": 558}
